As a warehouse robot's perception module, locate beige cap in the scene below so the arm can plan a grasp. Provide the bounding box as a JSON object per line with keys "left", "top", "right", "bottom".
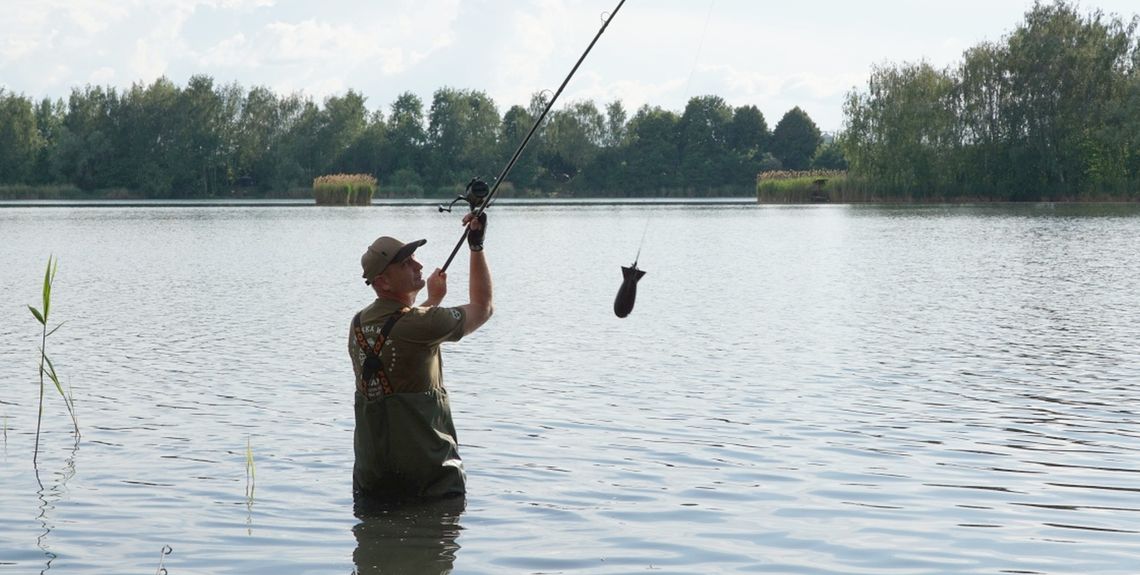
{"left": 361, "top": 236, "right": 426, "bottom": 284}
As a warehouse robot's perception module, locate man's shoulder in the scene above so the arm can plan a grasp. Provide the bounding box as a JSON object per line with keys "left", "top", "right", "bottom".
{"left": 394, "top": 305, "right": 465, "bottom": 342}
{"left": 355, "top": 299, "right": 408, "bottom": 329}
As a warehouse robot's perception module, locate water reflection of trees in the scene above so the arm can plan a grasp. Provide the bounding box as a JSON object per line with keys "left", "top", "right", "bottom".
{"left": 351, "top": 496, "right": 465, "bottom": 575}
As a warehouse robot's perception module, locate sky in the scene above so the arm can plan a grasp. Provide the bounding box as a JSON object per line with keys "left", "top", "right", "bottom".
{"left": 2, "top": 0, "right": 1138, "bottom": 133}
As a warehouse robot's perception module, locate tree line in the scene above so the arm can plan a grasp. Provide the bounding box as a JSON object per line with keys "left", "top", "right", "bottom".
{"left": 0, "top": 75, "right": 838, "bottom": 199}
{"left": 841, "top": 0, "right": 1140, "bottom": 201}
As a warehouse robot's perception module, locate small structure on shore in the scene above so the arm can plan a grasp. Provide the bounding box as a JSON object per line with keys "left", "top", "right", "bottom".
{"left": 313, "top": 174, "right": 377, "bottom": 206}
{"left": 810, "top": 178, "right": 830, "bottom": 203}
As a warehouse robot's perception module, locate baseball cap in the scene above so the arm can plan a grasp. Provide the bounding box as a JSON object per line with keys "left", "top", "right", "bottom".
{"left": 361, "top": 236, "right": 426, "bottom": 284}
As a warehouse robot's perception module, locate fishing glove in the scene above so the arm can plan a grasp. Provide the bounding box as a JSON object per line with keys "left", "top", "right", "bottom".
{"left": 467, "top": 212, "right": 487, "bottom": 252}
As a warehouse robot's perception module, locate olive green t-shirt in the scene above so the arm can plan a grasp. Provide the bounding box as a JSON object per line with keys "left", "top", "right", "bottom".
{"left": 349, "top": 298, "right": 469, "bottom": 498}
{"left": 349, "top": 298, "right": 466, "bottom": 396}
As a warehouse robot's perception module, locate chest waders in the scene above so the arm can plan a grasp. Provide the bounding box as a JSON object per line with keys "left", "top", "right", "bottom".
{"left": 352, "top": 309, "right": 466, "bottom": 499}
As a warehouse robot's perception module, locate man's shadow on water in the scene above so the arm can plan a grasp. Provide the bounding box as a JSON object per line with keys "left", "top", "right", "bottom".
{"left": 351, "top": 495, "right": 465, "bottom": 575}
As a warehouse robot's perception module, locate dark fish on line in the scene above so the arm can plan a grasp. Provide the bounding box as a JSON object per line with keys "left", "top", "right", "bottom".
{"left": 613, "top": 263, "right": 646, "bottom": 318}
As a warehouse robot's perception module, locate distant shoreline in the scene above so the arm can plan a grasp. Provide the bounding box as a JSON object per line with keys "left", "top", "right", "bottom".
{"left": 4, "top": 198, "right": 1138, "bottom": 209}
{"left": 0, "top": 197, "right": 758, "bottom": 208}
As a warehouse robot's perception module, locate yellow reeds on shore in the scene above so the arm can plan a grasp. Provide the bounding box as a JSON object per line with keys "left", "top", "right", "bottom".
{"left": 313, "top": 174, "right": 378, "bottom": 206}
{"left": 757, "top": 170, "right": 848, "bottom": 182}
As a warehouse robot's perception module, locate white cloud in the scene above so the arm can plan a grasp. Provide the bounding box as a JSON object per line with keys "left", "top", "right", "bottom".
{"left": 266, "top": 20, "right": 371, "bottom": 62}
{"left": 208, "top": 0, "right": 275, "bottom": 8}
{"left": 197, "top": 33, "right": 254, "bottom": 68}
{"left": 0, "top": 2, "right": 53, "bottom": 63}
{"left": 4, "top": 0, "right": 1139, "bottom": 128}
{"left": 89, "top": 66, "right": 118, "bottom": 84}
{"left": 64, "top": 0, "right": 133, "bottom": 35}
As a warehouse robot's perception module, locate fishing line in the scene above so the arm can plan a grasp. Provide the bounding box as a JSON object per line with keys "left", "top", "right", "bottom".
{"left": 613, "top": 0, "right": 716, "bottom": 318}
{"left": 439, "top": 0, "right": 629, "bottom": 273}
{"left": 682, "top": 0, "right": 716, "bottom": 99}
{"left": 633, "top": 217, "right": 650, "bottom": 265}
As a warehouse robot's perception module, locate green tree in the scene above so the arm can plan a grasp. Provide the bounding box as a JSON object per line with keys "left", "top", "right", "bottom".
{"left": 382, "top": 92, "right": 427, "bottom": 184}
{"left": 174, "top": 74, "right": 230, "bottom": 197}
{"left": 727, "top": 104, "right": 771, "bottom": 182}
{"left": 498, "top": 104, "right": 539, "bottom": 191}
{"left": 56, "top": 85, "right": 119, "bottom": 190}
{"left": 426, "top": 88, "right": 499, "bottom": 188}
{"left": 33, "top": 97, "right": 65, "bottom": 184}
{"left": 624, "top": 105, "right": 680, "bottom": 195}
{"left": 677, "top": 95, "right": 734, "bottom": 192}
{"left": 770, "top": 106, "right": 822, "bottom": 171}
{"left": 541, "top": 100, "right": 605, "bottom": 193}
{"left": 811, "top": 141, "right": 848, "bottom": 170}
{"left": 844, "top": 63, "right": 958, "bottom": 196}
{"left": 603, "top": 100, "right": 628, "bottom": 148}
{"left": 1001, "top": 0, "right": 1136, "bottom": 198}
{"left": 0, "top": 90, "right": 40, "bottom": 184}
{"left": 956, "top": 42, "right": 1012, "bottom": 194}
{"left": 338, "top": 110, "right": 388, "bottom": 183}
{"left": 315, "top": 90, "right": 368, "bottom": 176}
{"left": 282, "top": 97, "right": 321, "bottom": 186}
{"left": 233, "top": 86, "right": 284, "bottom": 192}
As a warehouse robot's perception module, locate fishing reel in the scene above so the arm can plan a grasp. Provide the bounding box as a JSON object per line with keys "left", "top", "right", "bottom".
{"left": 439, "top": 177, "right": 490, "bottom": 213}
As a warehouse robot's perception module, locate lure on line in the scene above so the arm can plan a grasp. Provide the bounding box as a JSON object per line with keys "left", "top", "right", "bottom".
{"left": 614, "top": 219, "right": 649, "bottom": 318}
{"left": 613, "top": 262, "right": 645, "bottom": 318}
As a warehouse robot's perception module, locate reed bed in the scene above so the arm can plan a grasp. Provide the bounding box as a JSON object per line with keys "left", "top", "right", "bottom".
{"left": 756, "top": 171, "right": 956, "bottom": 203}
{"left": 757, "top": 171, "right": 853, "bottom": 203}
{"left": 312, "top": 174, "right": 377, "bottom": 205}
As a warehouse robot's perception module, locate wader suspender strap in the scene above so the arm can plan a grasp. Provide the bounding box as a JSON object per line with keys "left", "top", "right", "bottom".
{"left": 352, "top": 309, "right": 406, "bottom": 398}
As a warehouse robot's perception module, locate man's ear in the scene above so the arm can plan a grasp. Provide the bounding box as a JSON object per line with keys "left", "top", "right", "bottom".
{"left": 372, "top": 273, "right": 390, "bottom": 292}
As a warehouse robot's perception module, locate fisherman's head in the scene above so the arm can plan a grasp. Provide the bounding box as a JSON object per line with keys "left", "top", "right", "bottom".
{"left": 362, "top": 236, "right": 427, "bottom": 295}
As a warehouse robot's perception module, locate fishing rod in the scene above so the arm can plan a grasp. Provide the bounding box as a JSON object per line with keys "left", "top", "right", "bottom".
{"left": 439, "top": 0, "right": 628, "bottom": 273}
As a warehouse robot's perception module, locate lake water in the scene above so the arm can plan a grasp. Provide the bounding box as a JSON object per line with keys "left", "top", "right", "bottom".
{"left": 1, "top": 202, "right": 1139, "bottom": 574}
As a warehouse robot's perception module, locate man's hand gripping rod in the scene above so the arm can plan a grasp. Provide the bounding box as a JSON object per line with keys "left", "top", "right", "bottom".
{"left": 439, "top": 0, "right": 628, "bottom": 273}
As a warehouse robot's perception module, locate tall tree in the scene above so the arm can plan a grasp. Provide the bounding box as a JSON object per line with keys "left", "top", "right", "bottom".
{"left": 0, "top": 90, "right": 40, "bottom": 184}
{"left": 541, "top": 100, "right": 605, "bottom": 191}
{"left": 173, "top": 74, "right": 228, "bottom": 197}
{"left": 677, "top": 95, "right": 734, "bottom": 192}
{"left": 603, "top": 100, "right": 628, "bottom": 148}
{"left": 1001, "top": 0, "right": 1135, "bottom": 197}
{"left": 771, "top": 106, "right": 822, "bottom": 171}
{"left": 33, "top": 97, "right": 65, "bottom": 184}
{"left": 956, "top": 42, "right": 1012, "bottom": 194}
{"left": 624, "top": 105, "right": 680, "bottom": 195}
{"left": 843, "top": 64, "right": 957, "bottom": 196}
{"left": 727, "top": 104, "right": 770, "bottom": 181}
{"left": 426, "top": 88, "right": 499, "bottom": 188}
{"left": 56, "top": 85, "right": 119, "bottom": 190}
{"left": 383, "top": 92, "right": 427, "bottom": 182}
{"left": 498, "top": 104, "right": 539, "bottom": 191}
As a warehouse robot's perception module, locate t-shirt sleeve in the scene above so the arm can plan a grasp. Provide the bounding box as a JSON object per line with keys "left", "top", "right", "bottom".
{"left": 348, "top": 321, "right": 363, "bottom": 378}
{"left": 399, "top": 306, "right": 466, "bottom": 346}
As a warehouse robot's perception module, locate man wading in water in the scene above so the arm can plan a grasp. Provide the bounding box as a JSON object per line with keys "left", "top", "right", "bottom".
{"left": 349, "top": 212, "right": 492, "bottom": 500}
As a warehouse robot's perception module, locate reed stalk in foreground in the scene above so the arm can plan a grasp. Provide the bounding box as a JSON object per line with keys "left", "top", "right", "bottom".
{"left": 27, "top": 256, "right": 79, "bottom": 464}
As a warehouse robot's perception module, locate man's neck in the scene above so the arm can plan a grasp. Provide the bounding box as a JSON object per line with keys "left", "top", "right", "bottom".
{"left": 376, "top": 290, "right": 415, "bottom": 308}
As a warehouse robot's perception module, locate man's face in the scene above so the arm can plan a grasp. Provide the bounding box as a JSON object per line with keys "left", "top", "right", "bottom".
{"left": 380, "top": 254, "right": 425, "bottom": 294}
